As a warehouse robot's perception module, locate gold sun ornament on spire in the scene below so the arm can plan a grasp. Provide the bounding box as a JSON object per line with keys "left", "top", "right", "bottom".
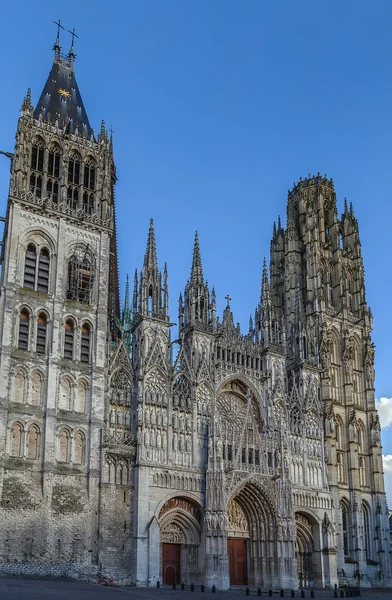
{"left": 58, "top": 87, "right": 71, "bottom": 98}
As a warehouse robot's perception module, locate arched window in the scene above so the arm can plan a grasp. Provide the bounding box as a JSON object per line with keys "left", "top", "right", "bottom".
{"left": 24, "top": 244, "right": 37, "bottom": 289}
{"left": 83, "top": 159, "right": 95, "bottom": 190}
{"left": 10, "top": 422, "right": 24, "bottom": 457}
{"left": 359, "top": 456, "right": 367, "bottom": 486}
{"left": 352, "top": 343, "right": 362, "bottom": 406}
{"left": 48, "top": 147, "right": 60, "bottom": 178}
{"left": 36, "top": 313, "right": 47, "bottom": 354}
{"left": 341, "top": 501, "right": 350, "bottom": 556}
{"left": 37, "top": 248, "right": 50, "bottom": 293}
{"left": 74, "top": 431, "right": 86, "bottom": 465}
{"left": 13, "top": 369, "right": 27, "bottom": 404}
{"left": 67, "top": 153, "right": 80, "bottom": 210}
{"left": 47, "top": 146, "right": 61, "bottom": 203}
{"left": 30, "top": 371, "right": 43, "bottom": 406}
{"left": 58, "top": 428, "right": 70, "bottom": 462}
{"left": 27, "top": 424, "right": 40, "bottom": 459}
{"left": 347, "top": 271, "right": 353, "bottom": 311}
{"left": 362, "top": 502, "right": 371, "bottom": 558}
{"left": 331, "top": 334, "right": 341, "bottom": 402}
{"left": 59, "top": 377, "right": 72, "bottom": 411}
{"left": 64, "top": 319, "right": 74, "bottom": 359}
{"left": 337, "top": 452, "right": 345, "bottom": 483}
{"left": 67, "top": 246, "right": 95, "bottom": 304}
{"left": 357, "top": 422, "right": 365, "bottom": 453}
{"left": 75, "top": 380, "right": 87, "bottom": 413}
{"left": 18, "top": 308, "right": 30, "bottom": 350}
{"left": 68, "top": 154, "right": 80, "bottom": 185}
{"left": 30, "top": 140, "right": 44, "bottom": 172}
{"left": 336, "top": 417, "right": 343, "bottom": 449}
{"left": 81, "top": 323, "right": 90, "bottom": 363}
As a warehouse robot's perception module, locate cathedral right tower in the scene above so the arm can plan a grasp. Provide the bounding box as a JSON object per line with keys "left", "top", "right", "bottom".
{"left": 273, "top": 174, "right": 389, "bottom": 585}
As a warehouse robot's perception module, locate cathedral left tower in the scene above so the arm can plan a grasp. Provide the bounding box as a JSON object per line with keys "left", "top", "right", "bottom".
{"left": 0, "top": 30, "right": 122, "bottom": 579}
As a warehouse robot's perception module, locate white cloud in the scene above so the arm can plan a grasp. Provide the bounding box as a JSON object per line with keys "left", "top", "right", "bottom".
{"left": 375, "top": 397, "right": 392, "bottom": 429}
{"left": 382, "top": 455, "right": 392, "bottom": 507}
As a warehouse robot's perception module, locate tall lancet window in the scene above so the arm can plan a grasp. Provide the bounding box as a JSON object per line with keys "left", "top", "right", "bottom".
{"left": 83, "top": 158, "right": 96, "bottom": 215}
{"left": 30, "top": 140, "right": 44, "bottom": 198}
{"left": 67, "top": 153, "right": 81, "bottom": 210}
{"left": 47, "top": 145, "right": 61, "bottom": 204}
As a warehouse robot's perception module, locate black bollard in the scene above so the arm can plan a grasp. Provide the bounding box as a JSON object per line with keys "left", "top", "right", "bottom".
{"left": 358, "top": 588, "right": 361, "bottom": 597}
{"left": 246, "top": 587, "right": 250, "bottom": 596}
{"left": 291, "top": 590, "right": 295, "bottom": 598}
{"left": 340, "top": 590, "right": 344, "bottom": 598}
{"left": 157, "top": 580, "right": 160, "bottom": 588}
{"left": 269, "top": 590, "right": 273, "bottom": 597}
{"left": 201, "top": 584, "right": 205, "bottom": 593}
{"left": 173, "top": 583, "right": 176, "bottom": 590}
{"left": 191, "top": 583, "right": 194, "bottom": 592}
{"left": 212, "top": 584, "right": 216, "bottom": 594}
{"left": 281, "top": 589, "right": 285, "bottom": 597}
{"left": 181, "top": 582, "right": 185, "bottom": 591}
{"left": 334, "top": 590, "right": 338, "bottom": 598}
{"left": 258, "top": 588, "right": 262, "bottom": 597}
{"left": 345, "top": 590, "right": 349, "bottom": 598}
{"left": 301, "top": 590, "right": 305, "bottom": 598}
{"left": 310, "top": 590, "right": 315, "bottom": 599}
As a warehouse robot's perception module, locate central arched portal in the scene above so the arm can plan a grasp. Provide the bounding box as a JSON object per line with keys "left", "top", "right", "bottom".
{"left": 295, "top": 512, "right": 319, "bottom": 588}
{"left": 227, "top": 482, "right": 278, "bottom": 588}
{"left": 159, "top": 497, "right": 202, "bottom": 585}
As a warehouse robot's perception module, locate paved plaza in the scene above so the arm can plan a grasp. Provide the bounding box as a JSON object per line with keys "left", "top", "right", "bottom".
{"left": 0, "top": 579, "right": 390, "bottom": 600}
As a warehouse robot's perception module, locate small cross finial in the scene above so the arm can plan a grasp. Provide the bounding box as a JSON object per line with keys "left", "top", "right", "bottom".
{"left": 225, "top": 294, "right": 232, "bottom": 307}
{"left": 109, "top": 125, "right": 115, "bottom": 137}
{"left": 68, "top": 27, "right": 79, "bottom": 46}
{"left": 68, "top": 27, "right": 79, "bottom": 61}
{"left": 53, "top": 19, "right": 65, "bottom": 53}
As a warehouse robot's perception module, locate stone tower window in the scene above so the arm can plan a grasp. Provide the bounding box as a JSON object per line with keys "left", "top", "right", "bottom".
{"left": 59, "top": 377, "right": 72, "bottom": 411}
{"left": 67, "top": 246, "right": 95, "bottom": 304}
{"left": 30, "top": 141, "right": 44, "bottom": 172}
{"left": 75, "top": 380, "right": 87, "bottom": 413}
{"left": 24, "top": 244, "right": 50, "bottom": 293}
{"left": 24, "top": 244, "right": 37, "bottom": 289}
{"left": 47, "top": 146, "right": 61, "bottom": 203}
{"left": 80, "top": 323, "right": 91, "bottom": 363}
{"left": 67, "top": 153, "right": 81, "bottom": 210}
{"left": 13, "top": 369, "right": 27, "bottom": 404}
{"left": 83, "top": 159, "right": 95, "bottom": 190}
{"left": 30, "top": 371, "right": 43, "bottom": 406}
{"left": 36, "top": 313, "right": 47, "bottom": 354}
{"left": 74, "top": 431, "right": 86, "bottom": 465}
{"left": 58, "top": 428, "right": 70, "bottom": 462}
{"left": 37, "top": 248, "right": 50, "bottom": 293}
{"left": 26, "top": 424, "right": 40, "bottom": 459}
{"left": 10, "top": 422, "right": 24, "bottom": 457}
{"left": 64, "top": 319, "right": 75, "bottom": 359}
{"left": 18, "top": 308, "right": 30, "bottom": 350}
{"left": 359, "top": 456, "right": 367, "bottom": 486}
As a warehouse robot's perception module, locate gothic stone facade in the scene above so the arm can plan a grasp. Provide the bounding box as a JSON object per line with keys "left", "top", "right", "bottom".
{"left": 0, "top": 42, "right": 390, "bottom": 589}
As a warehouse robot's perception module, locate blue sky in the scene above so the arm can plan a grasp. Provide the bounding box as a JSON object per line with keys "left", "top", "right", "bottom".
{"left": 0, "top": 1, "right": 391, "bottom": 500}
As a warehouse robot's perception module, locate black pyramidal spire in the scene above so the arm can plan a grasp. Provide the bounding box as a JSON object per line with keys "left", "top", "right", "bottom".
{"left": 33, "top": 27, "right": 92, "bottom": 136}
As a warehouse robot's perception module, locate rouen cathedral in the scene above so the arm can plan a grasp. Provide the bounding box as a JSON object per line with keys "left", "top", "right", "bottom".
{"left": 0, "top": 30, "right": 390, "bottom": 591}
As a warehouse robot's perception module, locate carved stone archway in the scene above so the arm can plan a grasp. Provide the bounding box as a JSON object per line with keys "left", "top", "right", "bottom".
{"left": 158, "top": 497, "right": 203, "bottom": 585}
{"left": 227, "top": 481, "right": 278, "bottom": 588}
{"left": 295, "top": 512, "right": 322, "bottom": 588}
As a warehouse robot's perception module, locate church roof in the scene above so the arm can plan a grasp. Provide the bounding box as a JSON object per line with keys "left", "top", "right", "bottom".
{"left": 33, "top": 52, "right": 92, "bottom": 136}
